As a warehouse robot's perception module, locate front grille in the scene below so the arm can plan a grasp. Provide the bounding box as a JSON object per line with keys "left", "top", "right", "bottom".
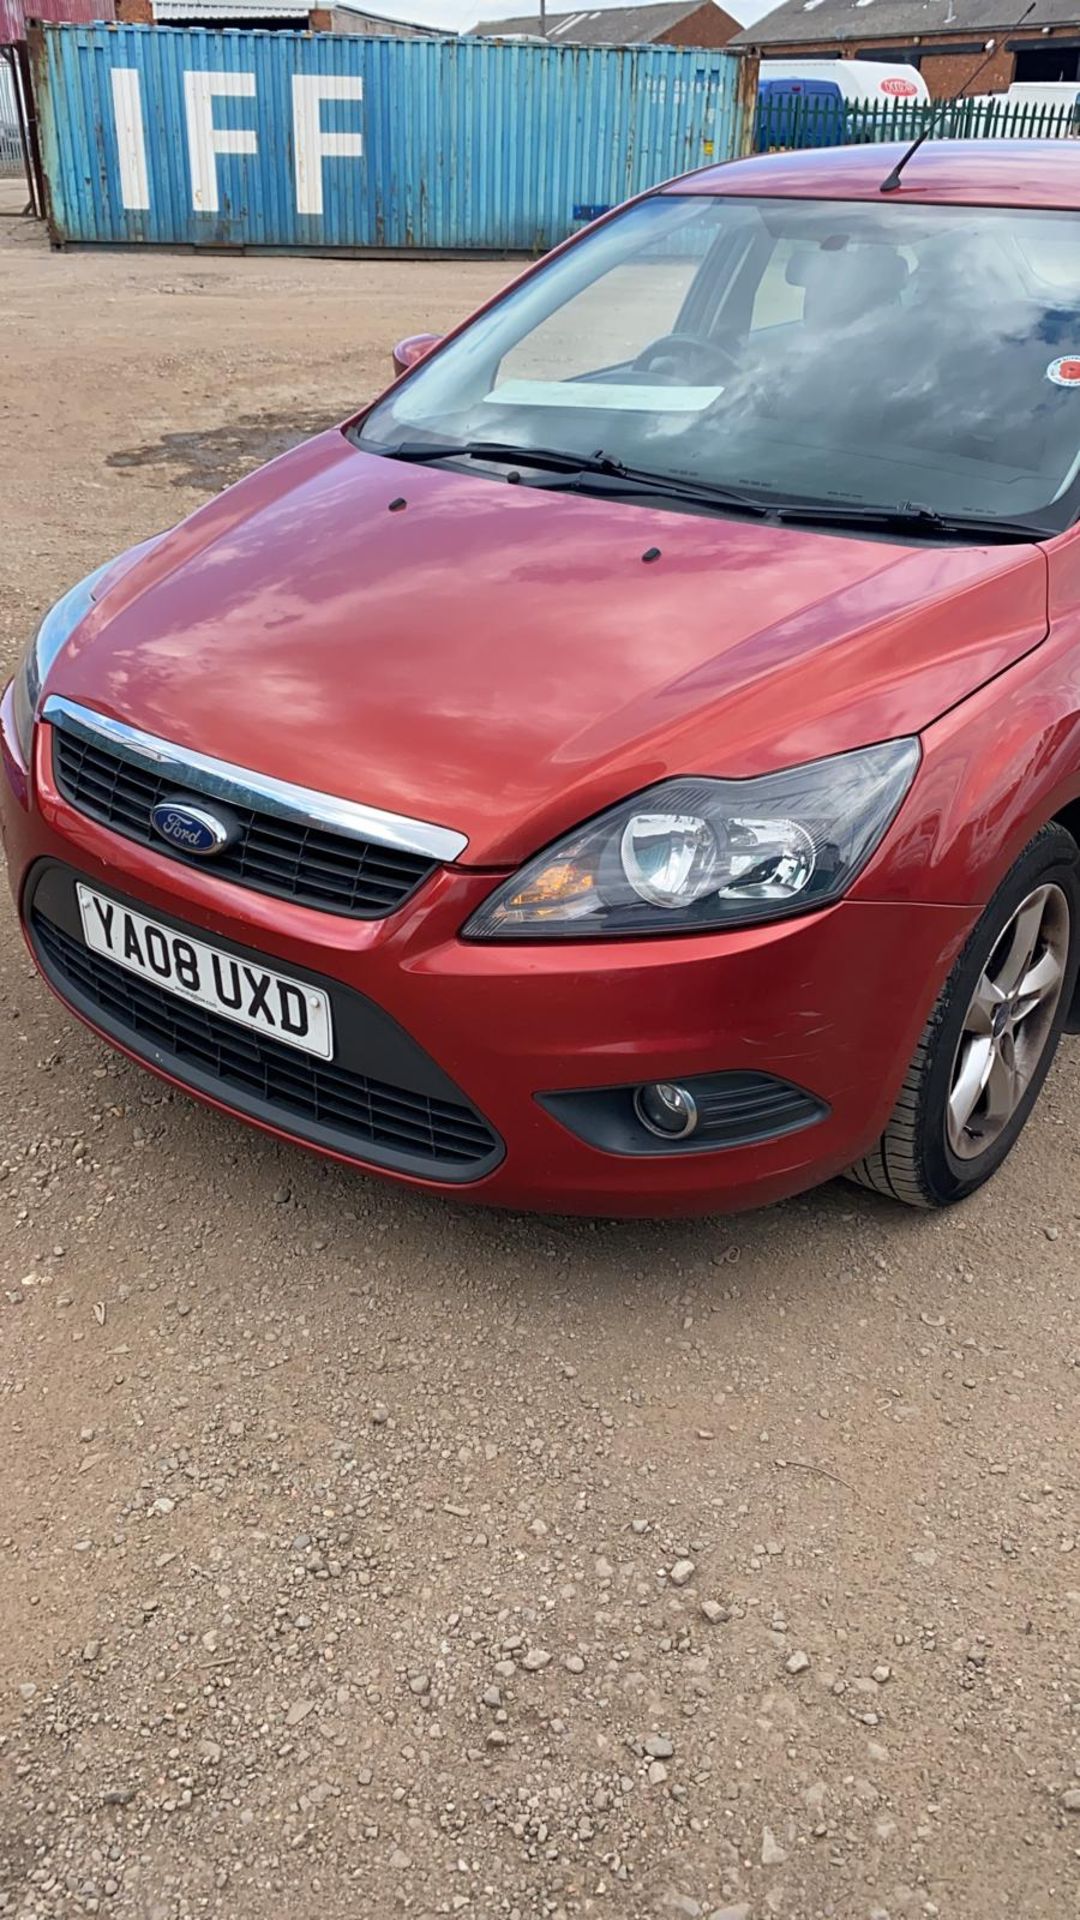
{"left": 33, "top": 912, "right": 500, "bottom": 1176}
{"left": 52, "top": 730, "right": 437, "bottom": 919}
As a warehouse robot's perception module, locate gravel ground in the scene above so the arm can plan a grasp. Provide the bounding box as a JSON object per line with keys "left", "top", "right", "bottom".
{"left": 3, "top": 200, "right": 1080, "bottom": 1920}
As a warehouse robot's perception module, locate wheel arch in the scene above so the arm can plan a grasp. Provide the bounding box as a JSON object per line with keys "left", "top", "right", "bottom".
{"left": 1052, "top": 796, "right": 1080, "bottom": 1030}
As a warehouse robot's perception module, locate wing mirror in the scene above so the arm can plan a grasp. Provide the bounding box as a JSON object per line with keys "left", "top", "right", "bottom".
{"left": 392, "top": 333, "right": 441, "bottom": 378}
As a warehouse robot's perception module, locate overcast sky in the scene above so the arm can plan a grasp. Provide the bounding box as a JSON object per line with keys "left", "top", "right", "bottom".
{"left": 368, "top": 0, "right": 774, "bottom": 31}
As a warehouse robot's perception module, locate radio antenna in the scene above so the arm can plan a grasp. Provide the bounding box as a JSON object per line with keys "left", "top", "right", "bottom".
{"left": 880, "top": 1, "right": 1036, "bottom": 194}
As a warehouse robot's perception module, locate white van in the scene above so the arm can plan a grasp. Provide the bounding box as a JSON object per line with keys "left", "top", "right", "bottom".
{"left": 1006, "top": 80, "right": 1080, "bottom": 112}
{"left": 966, "top": 79, "right": 1080, "bottom": 136}
{"left": 758, "top": 59, "right": 930, "bottom": 107}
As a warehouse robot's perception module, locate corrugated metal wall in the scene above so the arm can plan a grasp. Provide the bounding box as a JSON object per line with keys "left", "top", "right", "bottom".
{"left": 1, "top": 0, "right": 113, "bottom": 47}
{"left": 33, "top": 23, "right": 749, "bottom": 250}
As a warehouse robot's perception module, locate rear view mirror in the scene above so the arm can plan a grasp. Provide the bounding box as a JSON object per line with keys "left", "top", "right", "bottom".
{"left": 392, "top": 333, "right": 441, "bottom": 378}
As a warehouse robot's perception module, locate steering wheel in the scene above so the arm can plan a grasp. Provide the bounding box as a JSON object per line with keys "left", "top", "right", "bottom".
{"left": 632, "top": 332, "right": 742, "bottom": 383}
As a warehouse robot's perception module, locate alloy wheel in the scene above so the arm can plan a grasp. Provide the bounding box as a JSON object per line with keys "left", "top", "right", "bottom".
{"left": 947, "top": 882, "right": 1071, "bottom": 1161}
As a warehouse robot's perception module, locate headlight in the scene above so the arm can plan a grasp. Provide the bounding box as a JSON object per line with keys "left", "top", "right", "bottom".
{"left": 12, "top": 564, "right": 113, "bottom": 763}
{"left": 465, "top": 739, "right": 920, "bottom": 940}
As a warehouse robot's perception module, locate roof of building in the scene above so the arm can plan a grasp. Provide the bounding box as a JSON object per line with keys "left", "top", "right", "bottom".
{"left": 474, "top": 2, "right": 729, "bottom": 44}
{"left": 151, "top": 0, "right": 310, "bottom": 14}
{"left": 148, "top": 0, "right": 440, "bottom": 19}
{"left": 328, "top": 3, "right": 441, "bottom": 25}
{"left": 733, "top": 0, "right": 1080, "bottom": 47}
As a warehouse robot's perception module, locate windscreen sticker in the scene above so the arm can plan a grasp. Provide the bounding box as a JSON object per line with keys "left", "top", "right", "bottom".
{"left": 484, "top": 379, "right": 725, "bottom": 414}
{"left": 1047, "top": 357, "right": 1080, "bottom": 388}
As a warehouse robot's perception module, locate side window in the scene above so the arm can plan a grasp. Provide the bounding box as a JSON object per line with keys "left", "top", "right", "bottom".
{"left": 496, "top": 255, "right": 703, "bottom": 385}
{"left": 749, "top": 238, "right": 806, "bottom": 334}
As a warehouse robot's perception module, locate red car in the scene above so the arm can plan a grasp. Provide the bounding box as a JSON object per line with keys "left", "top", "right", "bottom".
{"left": 5, "top": 140, "right": 1080, "bottom": 1217}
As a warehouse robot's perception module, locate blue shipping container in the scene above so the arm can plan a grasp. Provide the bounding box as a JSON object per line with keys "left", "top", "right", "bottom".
{"left": 32, "top": 24, "right": 751, "bottom": 252}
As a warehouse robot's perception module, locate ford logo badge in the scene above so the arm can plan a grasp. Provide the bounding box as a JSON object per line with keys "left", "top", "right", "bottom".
{"left": 150, "top": 798, "right": 234, "bottom": 857}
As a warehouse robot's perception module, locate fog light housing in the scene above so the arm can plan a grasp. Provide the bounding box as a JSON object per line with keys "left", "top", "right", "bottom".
{"left": 539, "top": 1071, "right": 828, "bottom": 1155}
{"left": 634, "top": 1081, "right": 699, "bottom": 1140}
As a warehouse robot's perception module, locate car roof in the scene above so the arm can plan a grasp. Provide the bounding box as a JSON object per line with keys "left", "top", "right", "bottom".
{"left": 665, "top": 140, "right": 1080, "bottom": 211}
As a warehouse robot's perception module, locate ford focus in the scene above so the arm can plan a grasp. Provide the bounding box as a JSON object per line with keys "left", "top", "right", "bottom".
{"left": 5, "top": 140, "right": 1080, "bottom": 1217}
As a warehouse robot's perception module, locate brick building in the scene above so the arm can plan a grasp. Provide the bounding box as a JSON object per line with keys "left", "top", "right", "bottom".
{"left": 731, "top": 0, "right": 1080, "bottom": 97}
{"left": 475, "top": 2, "right": 741, "bottom": 49}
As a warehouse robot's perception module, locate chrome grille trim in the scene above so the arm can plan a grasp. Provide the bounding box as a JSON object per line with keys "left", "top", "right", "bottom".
{"left": 42, "top": 695, "right": 468, "bottom": 863}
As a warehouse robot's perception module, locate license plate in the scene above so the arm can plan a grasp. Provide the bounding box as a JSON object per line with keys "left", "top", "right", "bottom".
{"left": 75, "top": 884, "right": 334, "bottom": 1060}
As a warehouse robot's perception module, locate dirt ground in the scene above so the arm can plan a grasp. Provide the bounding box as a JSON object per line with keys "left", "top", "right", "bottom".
{"left": 3, "top": 195, "right": 1080, "bottom": 1920}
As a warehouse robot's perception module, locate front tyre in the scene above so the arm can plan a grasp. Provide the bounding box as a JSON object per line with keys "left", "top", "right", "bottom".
{"left": 847, "top": 823, "right": 1080, "bottom": 1208}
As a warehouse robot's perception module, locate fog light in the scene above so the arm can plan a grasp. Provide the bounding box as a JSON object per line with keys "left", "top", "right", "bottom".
{"left": 634, "top": 1081, "right": 699, "bottom": 1140}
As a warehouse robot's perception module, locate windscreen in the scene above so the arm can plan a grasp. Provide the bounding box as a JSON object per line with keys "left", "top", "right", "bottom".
{"left": 358, "top": 193, "right": 1080, "bottom": 533}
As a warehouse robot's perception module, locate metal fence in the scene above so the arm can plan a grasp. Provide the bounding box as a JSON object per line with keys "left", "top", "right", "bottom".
{"left": 755, "top": 95, "right": 1080, "bottom": 152}
{"left": 32, "top": 23, "right": 752, "bottom": 251}
{"left": 0, "top": 49, "right": 20, "bottom": 174}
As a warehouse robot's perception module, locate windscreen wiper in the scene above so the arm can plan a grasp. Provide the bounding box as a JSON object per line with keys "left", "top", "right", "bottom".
{"left": 377, "top": 439, "right": 624, "bottom": 476}
{"left": 529, "top": 466, "right": 772, "bottom": 516}
{"left": 767, "top": 499, "right": 1050, "bottom": 544}
{"left": 375, "top": 440, "right": 771, "bottom": 517}
{"left": 375, "top": 446, "right": 1047, "bottom": 540}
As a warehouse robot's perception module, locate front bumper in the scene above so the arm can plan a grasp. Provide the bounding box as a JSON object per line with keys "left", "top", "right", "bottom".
{"left": 2, "top": 686, "right": 976, "bottom": 1216}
